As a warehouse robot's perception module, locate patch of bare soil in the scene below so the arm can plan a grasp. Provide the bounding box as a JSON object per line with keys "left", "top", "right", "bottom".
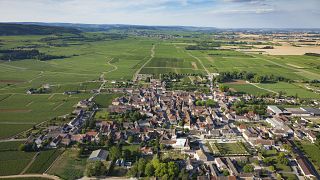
{"left": 224, "top": 80, "right": 247, "bottom": 84}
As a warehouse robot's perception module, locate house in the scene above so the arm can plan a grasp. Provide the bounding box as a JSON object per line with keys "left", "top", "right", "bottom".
{"left": 172, "top": 138, "right": 189, "bottom": 150}
{"left": 88, "top": 149, "right": 108, "bottom": 162}
{"left": 301, "top": 107, "right": 320, "bottom": 116}
{"left": 285, "top": 108, "right": 310, "bottom": 117}
{"left": 296, "top": 156, "right": 315, "bottom": 179}
{"left": 305, "top": 131, "right": 317, "bottom": 143}
{"left": 215, "top": 157, "right": 227, "bottom": 171}
{"left": 194, "top": 148, "right": 208, "bottom": 162}
{"left": 50, "top": 135, "right": 62, "bottom": 148}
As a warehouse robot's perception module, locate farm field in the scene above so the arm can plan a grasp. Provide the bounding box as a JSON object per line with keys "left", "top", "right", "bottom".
{"left": 0, "top": 34, "right": 155, "bottom": 139}
{"left": 25, "top": 149, "right": 62, "bottom": 174}
{"left": 140, "top": 42, "right": 206, "bottom": 78}
{"left": 0, "top": 93, "right": 91, "bottom": 139}
{"left": 257, "top": 82, "right": 320, "bottom": 99}
{"left": 187, "top": 49, "right": 320, "bottom": 81}
{"left": 0, "top": 150, "right": 36, "bottom": 175}
{"left": 47, "top": 149, "right": 87, "bottom": 180}
{"left": 223, "top": 82, "right": 270, "bottom": 96}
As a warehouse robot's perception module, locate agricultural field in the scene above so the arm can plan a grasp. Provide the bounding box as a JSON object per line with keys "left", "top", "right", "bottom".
{"left": 0, "top": 93, "right": 91, "bottom": 138}
{"left": 47, "top": 149, "right": 87, "bottom": 180}
{"left": 223, "top": 82, "right": 270, "bottom": 96}
{"left": 0, "top": 33, "right": 155, "bottom": 139}
{"left": 25, "top": 149, "right": 62, "bottom": 174}
{"left": 257, "top": 82, "right": 320, "bottom": 99}
{"left": 0, "top": 150, "right": 36, "bottom": 175}
{"left": 140, "top": 42, "right": 206, "bottom": 78}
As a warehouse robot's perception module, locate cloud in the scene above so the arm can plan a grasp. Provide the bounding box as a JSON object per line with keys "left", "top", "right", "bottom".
{"left": 0, "top": 0, "right": 319, "bottom": 28}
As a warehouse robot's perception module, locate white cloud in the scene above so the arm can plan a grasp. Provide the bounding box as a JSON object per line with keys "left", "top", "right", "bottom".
{"left": 0, "top": 0, "right": 319, "bottom": 28}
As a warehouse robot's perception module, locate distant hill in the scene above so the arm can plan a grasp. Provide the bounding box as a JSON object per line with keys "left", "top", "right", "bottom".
{"left": 0, "top": 23, "right": 81, "bottom": 36}
{"left": 17, "top": 22, "right": 218, "bottom": 32}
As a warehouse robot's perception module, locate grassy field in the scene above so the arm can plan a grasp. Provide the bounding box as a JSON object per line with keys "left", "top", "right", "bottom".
{"left": 25, "top": 149, "right": 62, "bottom": 174}
{"left": 207, "top": 142, "right": 249, "bottom": 156}
{"left": 93, "top": 93, "right": 122, "bottom": 108}
{"left": 47, "top": 149, "right": 87, "bottom": 180}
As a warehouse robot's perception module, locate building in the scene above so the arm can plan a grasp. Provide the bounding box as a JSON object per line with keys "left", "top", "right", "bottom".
{"left": 88, "top": 149, "right": 108, "bottom": 162}
{"left": 194, "top": 148, "right": 208, "bottom": 162}
{"left": 215, "top": 157, "right": 227, "bottom": 171}
{"left": 296, "top": 156, "right": 315, "bottom": 179}
{"left": 267, "top": 105, "right": 284, "bottom": 116}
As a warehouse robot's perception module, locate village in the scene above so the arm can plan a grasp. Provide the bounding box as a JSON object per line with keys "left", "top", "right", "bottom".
{"left": 21, "top": 77, "right": 320, "bottom": 180}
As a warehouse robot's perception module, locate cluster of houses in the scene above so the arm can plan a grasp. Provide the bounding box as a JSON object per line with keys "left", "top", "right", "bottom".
{"left": 25, "top": 78, "right": 320, "bottom": 179}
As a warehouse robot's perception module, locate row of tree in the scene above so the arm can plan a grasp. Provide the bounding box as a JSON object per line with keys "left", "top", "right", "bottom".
{"left": 127, "top": 156, "right": 188, "bottom": 179}
{"left": 215, "top": 71, "right": 289, "bottom": 83}
{"left": 0, "top": 49, "right": 67, "bottom": 61}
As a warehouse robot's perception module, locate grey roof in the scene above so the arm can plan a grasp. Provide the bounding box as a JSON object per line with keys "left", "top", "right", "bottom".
{"left": 302, "top": 107, "right": 320, "bottom": 115}
{"left": 88, "top": 149, "right": 108, "bottom": 161}
{"left": 268, "top": 105, "right": 283, "bottom": 114}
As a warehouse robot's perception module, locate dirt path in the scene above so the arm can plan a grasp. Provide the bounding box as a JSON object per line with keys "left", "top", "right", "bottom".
{"left": 52, "top": 102, "right": 65, "bottom": 111}
{"left": 0, "top": 174, "right": 61, "bottom": 180}
{"left": 105, "top": 58, "right": 118, "bottom": 74}
{"left": 133, "top": 44, "right": 155, "bottom": 81}
{"left": 0, "top": 138, "right": 27, "bottom": 143}
{"left": 250, "top": 83, "right": 277, "bottom": 94}
{"left": 20, "top": 152, "right": 39, "bottom": 174}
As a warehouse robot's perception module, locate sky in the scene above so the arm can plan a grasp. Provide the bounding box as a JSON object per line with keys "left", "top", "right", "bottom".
{"left": 0, "top": 0, "right": 319, "bottom": 28}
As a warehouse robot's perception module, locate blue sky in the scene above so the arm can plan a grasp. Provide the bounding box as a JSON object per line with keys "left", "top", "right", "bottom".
{"left": 0, "top": 0, "right": 319, "bottom": 28}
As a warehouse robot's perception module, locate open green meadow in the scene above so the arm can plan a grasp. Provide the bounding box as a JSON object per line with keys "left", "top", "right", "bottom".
{"left": 207, "top": 142, "right": 249, "bottom": 156}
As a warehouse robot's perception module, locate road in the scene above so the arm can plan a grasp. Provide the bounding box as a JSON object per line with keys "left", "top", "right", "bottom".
{"left": 133, "top": 44, "right": 155, "bottom": 81}
{"left": 0, "top": 174, "right": 61, "bottom": 180}
{"left": 186, "top": 51, "right": 214, "bottom": 93}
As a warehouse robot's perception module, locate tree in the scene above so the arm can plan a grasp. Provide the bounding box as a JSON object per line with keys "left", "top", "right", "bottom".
{"left": 145, "top": 162, "right": 155, "bottom": 177}
{"left": 18, "top": 144, "right": 26, "bottom": 151}
{"left": 219, "top": 85, "right": 229, "bottom": 92}
{"left": 128, "top": 136, "right": 133, "bottom": 143}
{"left": 84, "top": 161, "right": 106, "bottom": 177}
{"left": 223, "top": 169, "right": 230, "bottom": 176}
{"left": 152, "top": 156, "right": 161, "bottom": 170}
{"left": 269, "top": 165, "right": 275, "bottom": 172}
{"left": 109, "top": 146, "right": 121, "bottom": 161}
{"left": 167, "top": 161, "right": 179, "bottom": 178}
{"left": 122, "top": 149, "right": 131, "bottom": 160}
{"left": 278, "top": 152, "right": 289, "bottom": 165}
{"left": 178, "top": 168, "right": 189, "bottom": 180}
{"left": 243, "top": 164, "right": 254, "bottom": 173}
{"left": 138, "top": 158, "right": 146, "bottom": 176}
{"left": 127, "top": 163, "right": 138, "bottom": 177}
{"left": 155, "top": 163, "right": 168, "bottom": 177}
